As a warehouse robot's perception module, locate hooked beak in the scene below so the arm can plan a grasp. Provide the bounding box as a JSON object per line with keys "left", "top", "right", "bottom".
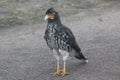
{"left": 44, "top": 15, "right": 49, "bottom": 21}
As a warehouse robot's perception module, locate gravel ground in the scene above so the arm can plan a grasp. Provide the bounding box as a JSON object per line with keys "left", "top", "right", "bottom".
{"left": 0, "top": 2, "right": 120, "bottom": 80}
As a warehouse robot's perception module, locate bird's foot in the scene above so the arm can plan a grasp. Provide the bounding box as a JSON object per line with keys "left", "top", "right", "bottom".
{"left": 53, "top": 70, "right": 61, "bottom": 76}
{"left": 60, "top": 70, "right": 69, "bottom": 76}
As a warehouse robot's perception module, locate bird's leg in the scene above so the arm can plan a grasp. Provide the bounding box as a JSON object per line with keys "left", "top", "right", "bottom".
{"left": 52, "top": 49, "right": 61, "bottom": 76}
{"left": 53, "top": 61, "right": 61, "bottom": 76}
{"left": 60, "top": 61, "right": 69, "bottom": 76}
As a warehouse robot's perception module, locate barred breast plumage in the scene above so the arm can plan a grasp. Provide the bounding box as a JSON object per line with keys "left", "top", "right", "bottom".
{"left": 44, "top": 23, "right": 76, "bottom": 52}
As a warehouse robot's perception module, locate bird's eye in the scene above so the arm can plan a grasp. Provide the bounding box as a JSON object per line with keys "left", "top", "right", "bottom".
{"left": 53, "top": 12, "right": 55, "bottom": 15}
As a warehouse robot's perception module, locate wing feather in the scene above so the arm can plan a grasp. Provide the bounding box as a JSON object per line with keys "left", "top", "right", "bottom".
{"left": 60, "top": 25, "right": 81, "bottom": 53}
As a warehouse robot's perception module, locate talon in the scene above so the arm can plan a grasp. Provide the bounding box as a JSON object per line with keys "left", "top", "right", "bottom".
{"left": 53, "top": 70, "right": 61, "bottom": 76}
{"left": 60, "top": 70, "right": 69, "bottom": 76}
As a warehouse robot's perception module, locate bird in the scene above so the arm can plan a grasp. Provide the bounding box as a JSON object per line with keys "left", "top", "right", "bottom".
{"left": 44, "top": 8, "right": 88, "bottom": 76}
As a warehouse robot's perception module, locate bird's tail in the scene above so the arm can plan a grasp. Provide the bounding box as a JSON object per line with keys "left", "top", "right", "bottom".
{"left": 75, "top": 51, "right": 89, "bottom": 63}
{"left": 73, "top": 42, "right": 88, "bottom": 62}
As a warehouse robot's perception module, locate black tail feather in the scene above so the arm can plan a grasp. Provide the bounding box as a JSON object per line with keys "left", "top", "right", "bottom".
{"left": 73, "top": 42, "right": 87, "bottom": 60}
{"left": 75, "top": 51, "right": 87, "bottom": 60}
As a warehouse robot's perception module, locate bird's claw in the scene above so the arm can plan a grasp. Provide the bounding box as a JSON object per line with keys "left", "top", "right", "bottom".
{"left": 53, "top": 70, "right": 61, "bottom": 76}
{"left": 53, "top": 70, "right": 69, "bottom": 76}
{"left": 60, "top": 70, "right": 69, "bottom": 76}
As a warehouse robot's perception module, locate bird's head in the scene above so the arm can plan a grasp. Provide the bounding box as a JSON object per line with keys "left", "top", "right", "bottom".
{"left": 44, "top": 8, "right": 59, "bottom": 21}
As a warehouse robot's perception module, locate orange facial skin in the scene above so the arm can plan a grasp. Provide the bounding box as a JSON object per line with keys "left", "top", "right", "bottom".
{"left": 47, "top": 14, "right": 55, "bottom": 19}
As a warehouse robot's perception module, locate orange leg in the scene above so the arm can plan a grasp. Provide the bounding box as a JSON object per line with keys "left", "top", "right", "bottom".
{"left": 60, "top": 61, "right": 69, "bottom": 76}
{"left": 53, "top": 61, "right": 61, "bottom": 76}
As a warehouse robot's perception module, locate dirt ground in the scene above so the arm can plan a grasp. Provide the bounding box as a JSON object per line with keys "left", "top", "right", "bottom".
{"left": 0, "top": 0, "right": 120, "bottom": 80}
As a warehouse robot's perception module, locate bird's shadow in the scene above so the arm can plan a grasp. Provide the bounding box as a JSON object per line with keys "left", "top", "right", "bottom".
{"left": 67, "top": 60, "right": 88, "bottom": 73}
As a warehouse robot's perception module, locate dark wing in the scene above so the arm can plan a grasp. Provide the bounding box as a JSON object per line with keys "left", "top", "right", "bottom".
{"left": 61, "top": 25, "right": 87, "bottom": 60}
{"left": 59, "top": 25, "right": 81, "bottom": 53}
